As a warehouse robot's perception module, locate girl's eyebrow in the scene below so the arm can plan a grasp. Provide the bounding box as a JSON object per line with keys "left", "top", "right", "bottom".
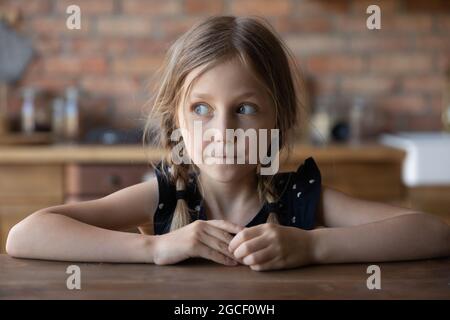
{"left": 190, "top": 91, "right": 257, "bottom": 100}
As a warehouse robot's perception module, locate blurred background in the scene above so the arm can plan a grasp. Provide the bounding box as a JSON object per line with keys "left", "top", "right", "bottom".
{"left": 0, "top": 0, "right": 449, "bottom": 251}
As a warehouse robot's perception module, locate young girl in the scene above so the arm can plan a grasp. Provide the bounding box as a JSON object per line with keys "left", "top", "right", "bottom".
{"left": 6, "top": 16, "right": 449, "bottom": 271}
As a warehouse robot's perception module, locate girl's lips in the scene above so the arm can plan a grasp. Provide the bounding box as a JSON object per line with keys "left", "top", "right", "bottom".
{"left": 206, "top": 155, "right": 247, "bottom": 163}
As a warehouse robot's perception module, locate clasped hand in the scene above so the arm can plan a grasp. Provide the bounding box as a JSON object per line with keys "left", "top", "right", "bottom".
{"left": 153, "top": 219, "right": 315, "bottom": 271}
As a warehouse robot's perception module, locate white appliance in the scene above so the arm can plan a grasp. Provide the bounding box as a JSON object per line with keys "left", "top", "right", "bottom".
{"left": 380, "top": 132, "right": 450, "bottom": 186}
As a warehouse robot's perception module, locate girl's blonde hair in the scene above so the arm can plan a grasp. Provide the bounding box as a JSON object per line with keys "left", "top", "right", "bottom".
{"left": 143, "top": 15, "right": 306, "bottom": 232}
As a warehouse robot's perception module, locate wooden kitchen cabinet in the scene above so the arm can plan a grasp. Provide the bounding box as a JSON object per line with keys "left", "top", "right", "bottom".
{"left": 0, "top": 162, "right": 152, "bottom": 252}
{"left": 0, "top": 165, "right": 64, "bottom": 252}
{"left": 64, "top": 164, "right": 152, "bottom": 202}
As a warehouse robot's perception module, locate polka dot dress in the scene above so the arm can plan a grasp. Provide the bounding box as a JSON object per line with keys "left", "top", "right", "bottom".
{"left": 153, "top": 157, "right": 322, "bottom": 235}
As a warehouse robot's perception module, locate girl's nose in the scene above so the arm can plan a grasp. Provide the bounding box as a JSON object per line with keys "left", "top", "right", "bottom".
{"left": 210, "top": 110, "right": 237, "bottom": 142}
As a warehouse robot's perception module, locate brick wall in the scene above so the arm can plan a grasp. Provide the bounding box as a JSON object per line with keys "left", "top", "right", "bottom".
{"left": 1, "top": 0, "right": 449, "bottom": 134}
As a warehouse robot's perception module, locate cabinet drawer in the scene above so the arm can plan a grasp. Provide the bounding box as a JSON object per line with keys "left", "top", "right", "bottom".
{"left": 0, "top": 165, "right": 64, "bottom": 202}
{"left": 65, "top": 164, "right": 152, "bottom": 196}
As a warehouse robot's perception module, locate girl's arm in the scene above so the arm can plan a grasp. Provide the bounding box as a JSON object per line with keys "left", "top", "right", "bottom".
{"left": 6, "top": 177, "right": 160, "bottom": 263}
{"left": 6, "top": 175, "right": 242, "bottom": 266}
{"left": 229, "top": 186, "right": 449, "bottom": 271}
{"left": 312, "top": 186, "right": 450, "bottom": 264}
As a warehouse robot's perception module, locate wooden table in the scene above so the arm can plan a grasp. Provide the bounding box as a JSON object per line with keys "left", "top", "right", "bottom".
{"left": 0, "top": 255, "right": 448, "bottom": 299}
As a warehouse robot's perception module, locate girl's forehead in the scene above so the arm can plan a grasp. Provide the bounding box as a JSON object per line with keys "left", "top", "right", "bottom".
{"left": 183, "top": 58, "right": 264, "bottom": 97}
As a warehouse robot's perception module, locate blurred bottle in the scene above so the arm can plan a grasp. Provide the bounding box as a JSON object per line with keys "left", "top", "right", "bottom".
{"left": 349, "top": 96, "right": 365, "bottom": 145}
{"left": 65, "top": 87, "right": 79, "bottom": 144}
{"left": 0, "top": 84, "right": 8, "bottom": 135}
{"left": 443, "top": 66, "right": 450, "bottom": 132}
{"left": 21, "top": 87, "right": 35, "bottom": 135}
{"left": 52, "top": 97, "right": 65, "bottom": 144}
{"left": 310, "top": 96, "right": 331, "bottom": 145}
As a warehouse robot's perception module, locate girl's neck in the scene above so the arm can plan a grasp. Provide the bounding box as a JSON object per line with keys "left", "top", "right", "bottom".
{"left": 198, "top": 170, "right": 263, "bottom": 225}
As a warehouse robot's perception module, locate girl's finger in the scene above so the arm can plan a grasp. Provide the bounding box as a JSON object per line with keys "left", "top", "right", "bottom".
{"left": 249, "top": 256, "right": 280, "bottom": 271}
{"left": 196, "top": 240, "right": 237, "bottom": 266}
{"left": 241, "top": 246, "right": 276, "bottom": 266}
{"left": 233, "top": 235, "right": 270, "bottom": 259}
{"left": 206, "top": 220, "right": 244, "bottom": 235}
{"left": 204, "top": 223, "right": 234, "bottom": 244}
{"left": 228, "top": 225, "right": 264, "bottom": 253}
{"left": 199, "top": 230, "right": 237, "bottom": 261}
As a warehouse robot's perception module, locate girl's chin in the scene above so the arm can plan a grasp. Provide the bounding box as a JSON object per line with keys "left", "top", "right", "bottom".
{"left": 197, "top": 162, "right": 256, "bottom": 181}
{"left": 202, "top": 155, "right": 249, "bottom": 164}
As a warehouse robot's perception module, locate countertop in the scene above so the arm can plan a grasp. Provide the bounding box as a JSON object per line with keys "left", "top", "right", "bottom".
{"left": 0, "top": 143, "right": 405, "bottom": 164}
{"left": 0, "top": 255, "right": 448, "bottom": 299}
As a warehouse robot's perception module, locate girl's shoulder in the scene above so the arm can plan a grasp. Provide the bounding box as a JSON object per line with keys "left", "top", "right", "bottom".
{"left": 271, "top": 157, "right": 322, "bottom": 229}
{"left": 273, "top": 157, "right": 322, "bottom": 195}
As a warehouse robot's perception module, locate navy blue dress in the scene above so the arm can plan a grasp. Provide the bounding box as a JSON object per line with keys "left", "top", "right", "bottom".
{"left": 153, "top": 157, "right": 322, "bottom": 235}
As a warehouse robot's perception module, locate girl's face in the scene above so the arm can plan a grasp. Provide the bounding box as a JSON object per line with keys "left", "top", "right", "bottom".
{"left": 176, "top": 58, "right": 277, "bottom": 183}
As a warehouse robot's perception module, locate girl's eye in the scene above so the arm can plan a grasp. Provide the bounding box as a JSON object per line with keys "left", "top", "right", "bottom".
{"left": 193, "top": 103, "right": 212, "bottom": 116}
{"left": 237, "top": 104, "right": 257, "bottom": 115}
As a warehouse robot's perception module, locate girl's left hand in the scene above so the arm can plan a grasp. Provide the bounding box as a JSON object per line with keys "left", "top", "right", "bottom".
{"left": 228, "top": 223, "right": 315, "bottom": 271}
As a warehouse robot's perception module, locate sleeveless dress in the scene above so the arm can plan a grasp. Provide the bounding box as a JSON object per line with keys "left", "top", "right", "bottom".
{"left": 153, "top": 157, "right": 322, "bottom": 235}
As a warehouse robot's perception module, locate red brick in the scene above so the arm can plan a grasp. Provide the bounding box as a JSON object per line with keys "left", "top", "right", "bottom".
{"left": 404, "top": 0, "right": 450, "bottom": 12}
{"left": 437, "top": 16, "right": 450, "bottom": 33}
{"left": 81, "top": 76, "right": 140, "bottom": 95}
{"left": 55, "top": 0, "right": 114, "bottom": 15}
{"left": 402, "top": 75, "right": 445, "bottom": 93}
{"left": 350, "top": 35, "right": 412, "bottom": 52}
{"left": 351, "top": 0, "right": 399, "bottom": 14}
{"left": 308, "top": 76, "right": 338, "bottom": 95}
{"left": 22, "top": 77, "right": 77, "bottom": 92}
{"left": 296, "top": 0, "right": 350, "bottom": 15}
{"left": 160, "top": 17, "right": 204, "bottom": 39}
{"left": 430, "top": 95, "right": 444, "bottom": 114}
{"left": 435, "top": 53, "right": 449, "bottom": 72}
{"left": 69, "top": 39, "right": 129, "bottom": 56}
{"left": 342, "top": 76, "right": 397, "bottom": 95}
{"left": 306, "top": 55, "right": 364, "bottom": 74}
{"left": 43, "top": 56, "right": 107, "bottom": 75}
{"left": 274, "top": 16, "right": 332, "bottom": 34}
{"left": 34, "top": 36, "right": 61, "bottom": 55}
{"left": 30, "top": 17, "right": 92, "bottom": 35}
{"left": 407, "top": 114, "right": 443, "bottom": 131}
{"left": 112, "top": 56, "right": 164, "bottom": 75}
{"left": 369, "top": 54, "right": 433, "bottom": 74}
{"left": 383, "top": 15, "right": 433, "bottom": 33}
{"left": 115, "top": 96, "right": 149, "bottom": 114}
{"left": 128, "top": 40, "right": 171, "bottom": 55}
{"left": 230, "top": 0, "right": 291, "bottom": 16}
{"left": 122, "top": 0, "right": 181, "bottom": 15}
{"left": 379, "top": 95, "right": 428, "bottom": 114}
{"left": 2, "top": 0, "right": 52, "bottom": 15}
{"left": 80, "top": 57, "right": 108, "bottom": 74}
{"left": 184, "top": 0, "right": 224, "bottom": 15}
{"left": 43, "top": 56, "right": 80, "bottom": 75}
{"left": 335, "top": 15, "right": 376, "bottom": 33}
{"left": 285, "top": 35, "right": 346, "bottom": 54}
{"left": 337, "top": 14, "right": 432, "bottom": 34}
{"left": 97, "top": 17, "right": 153, "bottom": 37}
{"left": 19, "top": 59, "right": 44, "bottom": 81}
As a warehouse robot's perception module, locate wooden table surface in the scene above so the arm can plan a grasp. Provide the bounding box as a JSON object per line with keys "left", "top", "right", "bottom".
{"left": 0, "top": 255, "right": 448, "bottom": 299}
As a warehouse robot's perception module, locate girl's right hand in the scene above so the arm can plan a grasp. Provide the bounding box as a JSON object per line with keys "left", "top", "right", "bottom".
{"left": 153, "top": 219, "right": 244, "bottom": 266}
